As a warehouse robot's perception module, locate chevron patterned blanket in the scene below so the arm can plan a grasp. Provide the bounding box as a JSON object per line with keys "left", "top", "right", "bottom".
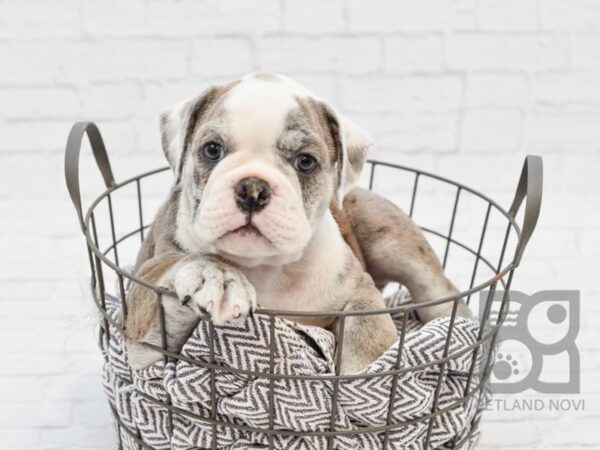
{"left": 101, "top": 288, "right": 484, "bottom": 449}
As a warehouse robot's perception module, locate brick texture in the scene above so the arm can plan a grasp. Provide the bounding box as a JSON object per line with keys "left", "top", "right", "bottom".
{"left": 1, "top": 1, "right": 598, "bottom": 449}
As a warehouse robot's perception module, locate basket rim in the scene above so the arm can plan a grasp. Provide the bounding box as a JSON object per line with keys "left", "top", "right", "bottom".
{"left": 82, "top": 159, "right": 520, "bottom": 317}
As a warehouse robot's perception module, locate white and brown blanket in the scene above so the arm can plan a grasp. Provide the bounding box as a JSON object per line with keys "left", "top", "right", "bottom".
{"left": 101, "top": 288, "right": 485, "bottom": 450}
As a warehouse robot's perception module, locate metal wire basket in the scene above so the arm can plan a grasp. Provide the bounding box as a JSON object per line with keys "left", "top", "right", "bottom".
{"left": 65, "top": 122, "right": 542, "bottom": 449}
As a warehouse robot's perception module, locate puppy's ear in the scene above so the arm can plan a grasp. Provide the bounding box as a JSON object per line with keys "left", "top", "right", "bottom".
{"left": 160, "top": 97, "right": 195, "bottom": 175}
{"left": 318, "top": 102, "right": 374, "bottom": 198}
{"left": 160, "top": 85, "right": 230, "bottom": 181}
{"left": 337, "top": 113, "right": 373, "bottom": 196}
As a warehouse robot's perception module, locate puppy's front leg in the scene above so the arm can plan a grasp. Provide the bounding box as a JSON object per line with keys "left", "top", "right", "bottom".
{"left": 125, "top": 254, "right": 256, "bottom": 369}
{"left": 344, "top": 187, "right": 471, "bottom": 322}
{"left": 334, "top": 262, "right": 398, "bottom": 374}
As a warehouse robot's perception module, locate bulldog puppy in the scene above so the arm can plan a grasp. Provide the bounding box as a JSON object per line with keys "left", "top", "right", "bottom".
{"left": 125, "top": 73, "right": 469, "bottom": 373}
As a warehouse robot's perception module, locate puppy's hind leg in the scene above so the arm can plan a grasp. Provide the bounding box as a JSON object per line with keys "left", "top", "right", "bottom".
{"left": 343, "top": 187, "right": 471, "bottom": 322}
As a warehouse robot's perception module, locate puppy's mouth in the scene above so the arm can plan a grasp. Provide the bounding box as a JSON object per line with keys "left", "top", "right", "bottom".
{"left": 225, "top": 220, "right": 275, "bottom": 246}
{"left": 229, "top": 223, "right": 262, "bottom": 237}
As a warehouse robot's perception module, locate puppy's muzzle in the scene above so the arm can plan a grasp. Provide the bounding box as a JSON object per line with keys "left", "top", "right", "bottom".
{"left": 234, "top": 177, "right": 271, "bottom": 214}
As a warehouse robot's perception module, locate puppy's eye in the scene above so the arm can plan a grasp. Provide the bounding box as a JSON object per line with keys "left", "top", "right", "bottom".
{"left": 294, "top": 153, "right": 317, "bottom": 173}
{"left": 202, "top": 141, "right": 224, "bottom": 162}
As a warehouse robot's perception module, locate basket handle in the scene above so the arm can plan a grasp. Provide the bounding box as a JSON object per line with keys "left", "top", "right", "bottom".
{"left": 508, "top": 155, "right": 543, "bottom": 266}
{"left": 65, "top": 122, "right": 116, "bottom": 232}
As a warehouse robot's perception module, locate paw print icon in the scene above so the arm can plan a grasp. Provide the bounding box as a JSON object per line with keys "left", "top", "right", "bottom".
{"left": 478, "top": 290, "right": 580, "bottom": 394}
{"left": 493, "top": 353, "right": 520, "bottom": 380}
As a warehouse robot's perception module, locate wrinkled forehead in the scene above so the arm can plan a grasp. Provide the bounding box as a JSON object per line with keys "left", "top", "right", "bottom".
{"left": 220, "top": 75, "right": 313, "bottom": 149}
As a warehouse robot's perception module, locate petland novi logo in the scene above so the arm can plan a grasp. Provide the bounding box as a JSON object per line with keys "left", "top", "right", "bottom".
{"left": 479, "top": 290, "right": 580, "bottom": 394}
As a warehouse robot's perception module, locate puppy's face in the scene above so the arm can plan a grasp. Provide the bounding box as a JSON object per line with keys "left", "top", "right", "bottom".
{"left": 161, "top": 73, "right": 371, "bottom": 266}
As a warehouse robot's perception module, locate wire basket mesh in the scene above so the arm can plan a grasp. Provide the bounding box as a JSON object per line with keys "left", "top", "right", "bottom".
{"left": 65, "top": 122, "right": 542, "bottom": 449}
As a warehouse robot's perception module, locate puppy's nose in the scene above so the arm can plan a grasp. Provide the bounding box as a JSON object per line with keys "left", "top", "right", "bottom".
{"left": 234, "top": 177, "right": 271, "bottom": 213}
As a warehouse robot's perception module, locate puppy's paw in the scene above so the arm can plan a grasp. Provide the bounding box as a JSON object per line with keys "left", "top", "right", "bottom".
{"left": 172, "top": 258, "right": 256, "bottom": 325}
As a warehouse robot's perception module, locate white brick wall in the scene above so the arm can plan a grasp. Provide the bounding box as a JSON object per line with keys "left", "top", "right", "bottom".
{"left": 1, "top": 1, "right": 598, "bottom": 448}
